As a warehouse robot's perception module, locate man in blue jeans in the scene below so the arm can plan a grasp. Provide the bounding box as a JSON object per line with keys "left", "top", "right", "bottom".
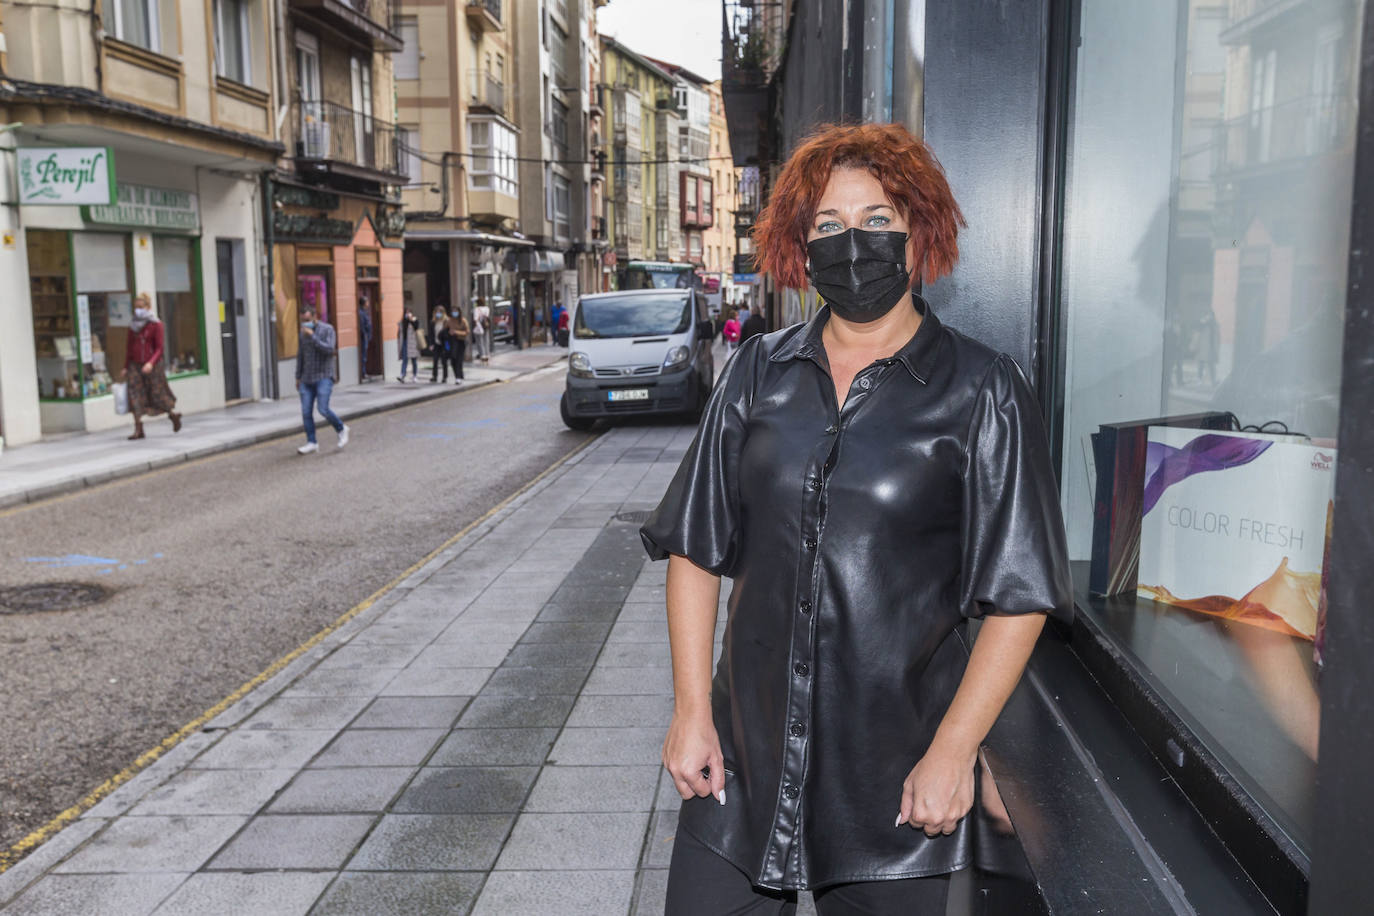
{"left": 295, "top": 304, "right": 350, "bottom": 454}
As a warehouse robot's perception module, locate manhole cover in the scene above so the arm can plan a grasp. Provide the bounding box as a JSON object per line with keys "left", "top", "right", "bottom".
{"left": 0, "top": 583, "right": 110, "bottom": 614}
{"left": 613, "top": 510, "right": 653, "bottom": 525}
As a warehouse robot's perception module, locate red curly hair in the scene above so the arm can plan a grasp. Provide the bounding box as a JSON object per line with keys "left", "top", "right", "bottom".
{"left": 753, "top": 123, "right": 965, "bottom": 291}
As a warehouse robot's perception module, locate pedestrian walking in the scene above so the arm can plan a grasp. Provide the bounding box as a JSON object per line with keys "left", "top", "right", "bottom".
{"left": 358, "top": 304, "right": 372, "bottom": 382}
{"left": 397, "top": 308, "right": 420, "bottom": 382}
{"left": 121, "top": 293, "right": 182, "bottom": 440}
{"left": 740, "top": 309, "right": 766, "bottom": 344}
{"left": 471, "top": 301, "right": 491, "bottom": 364}
{"left": 722, "top": 307, "right": 741, "bottom": 354}
{"left": 557, "top": 306, "right": 571, "bottom": 347}
{"left": 447, "top": 307, "right": 469, "bottom": 382}
{"left": 429, "top": 305, "right": 452, "bottom": 383}
{"left": 642, "top": 121, "right": 1071, "bottom": 914}
{"left": 295, "top": 304, "right": 348, "bottom": 454}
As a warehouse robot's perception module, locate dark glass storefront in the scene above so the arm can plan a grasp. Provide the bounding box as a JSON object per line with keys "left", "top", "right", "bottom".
{"left": 727, "top": 1, "right": 1373, "bottom": 911}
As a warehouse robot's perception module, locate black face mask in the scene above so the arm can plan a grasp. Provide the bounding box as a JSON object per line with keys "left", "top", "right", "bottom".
{"left": 806, "top": 229, "right": 912, "bottom": 323}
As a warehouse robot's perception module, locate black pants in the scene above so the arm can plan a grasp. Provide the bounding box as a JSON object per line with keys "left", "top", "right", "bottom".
{"left": 665, "top": 828, "right": 951, "bottom": 915}
{"left": 431, "top": 340, "right": 450, "bottom": 381}
{"left": 450, "top": 338, "right": 466, "bottom": 379}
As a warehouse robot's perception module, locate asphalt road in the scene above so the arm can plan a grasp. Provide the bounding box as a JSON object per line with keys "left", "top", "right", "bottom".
{"left": 0, "top": 367, "right": 595, "bottom": 858}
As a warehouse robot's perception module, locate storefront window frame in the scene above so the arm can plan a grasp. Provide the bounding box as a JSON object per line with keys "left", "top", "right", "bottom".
{"left": 1030, "top": 0, "right": 1367, "bottom": 907}
{"left": 151, "top": 233, "right": 210, "bottom": 381}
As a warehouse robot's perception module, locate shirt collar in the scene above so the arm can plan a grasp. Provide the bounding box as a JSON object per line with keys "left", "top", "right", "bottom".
{"left": 768, "top": 295, "right": 943, "bottom": 384}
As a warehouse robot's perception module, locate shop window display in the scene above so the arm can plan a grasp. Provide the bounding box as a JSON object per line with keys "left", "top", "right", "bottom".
{"left": 1059, "top": 0, "right": 1361, "bottom": 854}
{"left": 153, "top": 237, "right": 205, "bottom": 374}
{"left": 28, "top": 230, "right": 79, "bottom": 400}
{"left": 71, "top": 232, "right": 132, "bottom": 400}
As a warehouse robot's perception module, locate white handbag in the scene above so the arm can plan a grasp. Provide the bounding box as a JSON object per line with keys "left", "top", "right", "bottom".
{"left": 112, "top": 382, "right": 130, "bottom": 415}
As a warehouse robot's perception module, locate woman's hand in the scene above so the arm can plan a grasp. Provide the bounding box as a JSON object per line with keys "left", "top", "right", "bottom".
{"left": 663, "top": 709, "right": 726, "bottom": 805}
{"left": 897, "top": 745, "right": 976, "bottom": 837}
{"left": 119, "top": 368, "right": 128, "bottom": 381}
{"left": 142, "top": 362, "right": 154, "bottom": 375}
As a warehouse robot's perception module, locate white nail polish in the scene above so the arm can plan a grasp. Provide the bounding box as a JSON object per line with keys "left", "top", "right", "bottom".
{"left": 895, "top": 815, "right": 902, "bottom": 827}
{"left": 717, "top": 789, "right": 726, "bottom": 806}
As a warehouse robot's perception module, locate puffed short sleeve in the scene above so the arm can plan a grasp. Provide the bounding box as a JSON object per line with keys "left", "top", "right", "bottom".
{"left": 959, "top": 354, "right": 1074, "bottom": 623}
{"left": 639, "top": 336, "right": 760, "bottom": 576}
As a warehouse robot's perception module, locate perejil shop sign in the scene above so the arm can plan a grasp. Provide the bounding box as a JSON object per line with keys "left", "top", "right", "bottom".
{"left": 16, "top": 147, "right": 116, "bottom": 205}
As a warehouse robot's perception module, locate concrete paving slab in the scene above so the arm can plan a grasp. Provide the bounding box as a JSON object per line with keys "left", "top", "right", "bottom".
{"left": 471, "top": 869, "right": 636, "bottom": 916}
{"left": 127, "top": 769, "right": 296, "bottom": 817}
{"left": 351, "top": 696, "right": 472, "bottom": 730}
{"left": 597, "top": 642, "right": 674, "bottom": 667}
{"left": 643, "top": 807, "right": 680, "bottom": 869}
{"left": 347, "top": 814, "right": 513, "bottom": 872}
{"left": 150, "top": 872, "right": 334, "bottom": 916}
{"left": 54, "top": 815, "right": 246, "bottom": 874}
{"left": 206, "top": 814, "right": 375, "bottom": 870}
{"left": 279, "top": 666, "right": 398, "bottom": 698}
{"left": 517, "top": 621, "right": 613, "bottom": 644}
{"left": 580, "top": 666, "right": 675, "bottom": 696}
{"left": 454, "top": 695, "right": 576, "bottom": 729}
{"left": 190, "top": 729, "right": 334, "bottom": 771}
{"left": 311, "top": 871, "right": 484, "bottom": 916}
{"left": 428, "top": 729, "right": 559, "bottom": 767}
{"left": 501, "top": 642, "right": 602, "bottom": 669}
{"left": 480, "top": 666, "right": 590, "bottom": 696}
{"left": 308, "top": 728, "right": 446, "bottom": 768}
{"left": 549, "top": 728, "right": 664, "bottom": 766}
{"left": 608, "top": 620, "right": 672, "bottom": 643}
{"left": 315, "top": 642, "right": 427, "bottom": 670}
{"left": 406, "top": 642, "right": 512, "bottom": 668}
{"left": 378, "top": 666, "right": 493, "bottom": 697}
{"left": 493, "top": 812, "right": 649, "bottom": 870}
{"left": 268, "top": 767, "right": 414, "bottom": 814}
{"left": 1, "top": 873, "right": 186, "bottom": 916}
{"left": 567, "top": 695, "right": 675, "bottom": 728}
{"left": 632, "top": 867, "right": 670, "bottom": 916}
{"left": 238, "top": 696, "right": 371, "bottom": 731}
{"left": 391, "top": 767, "right": 539, "bottom": 815}
{"left": 524, "top": 766, "right": 660, "bottom": 814}
{"left": 433, "top": 621, "right": 531, "bottom": 645}
{"left": 534, "top": 602, "right": 624, "bottom": 622}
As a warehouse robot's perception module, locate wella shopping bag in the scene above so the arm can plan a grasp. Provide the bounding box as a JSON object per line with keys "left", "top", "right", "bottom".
{"left": 1136, "top": 428, "right": 1335, "bottom": 639}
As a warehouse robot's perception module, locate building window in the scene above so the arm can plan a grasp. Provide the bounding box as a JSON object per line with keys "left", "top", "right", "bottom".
{"left": 550, "top": 96, "right": 569, "bottom": 161}
{"left": 468, "top": 117, "right": 518, "bottom": 196}
{"left": 113, "top": 0, "right": 160, "bottom": 52}
{"left": 553, "top": 174, "right": 571, "bottom": 239}
{"left": 214, "top": 0, "right": 251, "bottom": 84}
{"left": 1058, "top": 0, "right": 1360, "bottom": 858}
{"left": 401, "top": 127, "right": 421, "bottom": 184}
{"left": 153, "top": 237, "right": 205, "bottom": 375}
{"left": 395, "top": 17, "right": 419, "bottom": 80}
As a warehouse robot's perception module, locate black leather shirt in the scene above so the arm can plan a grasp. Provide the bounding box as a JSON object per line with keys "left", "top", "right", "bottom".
{"left": 641, "top": 300, "right": 1073, "bottom": 890}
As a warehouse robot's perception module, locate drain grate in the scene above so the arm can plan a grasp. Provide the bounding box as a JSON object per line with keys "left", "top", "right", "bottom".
{"left": 0, "top": 583, "right": 111, "bottom": 614}
{"left": 613, "top": 510, "right": 653, "bottom": 525}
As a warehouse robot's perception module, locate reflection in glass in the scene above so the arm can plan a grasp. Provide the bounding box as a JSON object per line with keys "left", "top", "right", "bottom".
{"left": 1061, "top": 0, "right": 1361, "bottom": 855}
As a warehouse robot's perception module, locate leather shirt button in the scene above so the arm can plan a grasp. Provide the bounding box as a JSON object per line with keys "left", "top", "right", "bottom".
{"left": 806, "top": 477, "right": 820, "bottom": 491}
{"left": 790, "top": 722, "right": 807, "bottom": 737}
{"left": 799, "top": 600, "right": 812, "bottom": 615}
{"left": 794, "top": 662, "right": 809, "bottom": 677}
{"left": 858, "top": 376, "right": 872, "bottom": 390}
{"left": 804, "top": 536, "right": 817, "bottom": 550}
{"left": 783, "top": 783, "right": 800, "bottom": 799}
{"left": 825, "top": 424, "right": 838, "bottom": 434}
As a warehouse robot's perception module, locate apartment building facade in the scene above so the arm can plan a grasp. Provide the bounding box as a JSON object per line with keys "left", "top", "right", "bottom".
{"left": 0, "top": 0, "right": 281, "bottom": 443}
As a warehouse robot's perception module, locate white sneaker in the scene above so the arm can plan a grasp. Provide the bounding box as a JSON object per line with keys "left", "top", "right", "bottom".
{"left": 297, "top": 441, "right": 319, "bottom": 455}
{"left": 337, "top": 425, "right": 350, "bottom": 449}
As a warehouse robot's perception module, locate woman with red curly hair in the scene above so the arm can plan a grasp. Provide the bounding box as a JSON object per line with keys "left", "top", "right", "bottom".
{"left": 642, "top": 122, "right": 1072, "bottom": 912}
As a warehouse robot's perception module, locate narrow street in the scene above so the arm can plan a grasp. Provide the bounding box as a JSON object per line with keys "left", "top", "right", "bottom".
{"left": 0, "top": 368, "right": 593, "bottom": 857}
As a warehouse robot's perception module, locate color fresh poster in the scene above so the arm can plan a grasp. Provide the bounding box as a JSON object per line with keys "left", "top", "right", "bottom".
{"left": 1136, "top": 427, "right": 1336, "bottom": 639}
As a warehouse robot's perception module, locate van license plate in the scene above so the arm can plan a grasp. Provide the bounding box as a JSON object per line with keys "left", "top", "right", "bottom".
{"left": 608, "top": 389, "right": 650, "bottom": 402}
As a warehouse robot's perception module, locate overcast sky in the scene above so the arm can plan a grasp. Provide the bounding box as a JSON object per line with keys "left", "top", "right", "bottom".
{"left": 596, "top": 0, "right": 722, "bottom": 81}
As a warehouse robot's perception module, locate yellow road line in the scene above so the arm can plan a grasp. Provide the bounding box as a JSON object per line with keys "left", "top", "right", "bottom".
{"left": 0, "top": 432, "right": 597, "bottom": 874}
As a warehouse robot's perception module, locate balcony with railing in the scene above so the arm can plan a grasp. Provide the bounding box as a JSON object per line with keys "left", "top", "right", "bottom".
{"left": 469, "top": 69, "right": 506, "bottom": 117}
{"left": 1213, "top": 93, "right": 1354, "bottom": 177}
{"left": 292, "top": 99, "right": 405, "bottom": 182}
{"left": 289, "top": 0, "right": 401, "bottom": 51}
{"left": 465, "top": 0, "right": 502, "bottom": 32}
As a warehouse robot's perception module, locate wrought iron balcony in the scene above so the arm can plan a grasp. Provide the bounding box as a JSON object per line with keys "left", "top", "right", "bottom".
{"left": 465, "top": 0, "right": 501, "bottom": 32}
{"left": 292, "top": 99, "right": 405, "bottom": 182}
{"left": 289, "top": 0, "right": 401, "bottom": 51}
{"left": 1213, "top": 93, "right": 1354, "bottom": 177}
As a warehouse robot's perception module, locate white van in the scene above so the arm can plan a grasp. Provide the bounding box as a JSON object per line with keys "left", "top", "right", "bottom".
{"left": 560, "top": 288, "right": 716, "bottom": 431}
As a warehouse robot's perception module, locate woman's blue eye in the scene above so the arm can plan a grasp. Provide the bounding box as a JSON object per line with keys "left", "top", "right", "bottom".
{"left": 866, "top": 215, "right": 891, "bottom": 227}
{"left": 817, "top": 220, "right": 841, "bottom": 233}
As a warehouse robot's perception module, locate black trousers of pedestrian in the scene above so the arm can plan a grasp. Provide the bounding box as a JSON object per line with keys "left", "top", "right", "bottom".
{"left": 431, "top": 339, "right": 450, "bottom": 381}
{"left": 450, "top": 338, "right": 466, "bottom": 379}
{"left": 665, "top": 827, "right": 951, "bottom": 915}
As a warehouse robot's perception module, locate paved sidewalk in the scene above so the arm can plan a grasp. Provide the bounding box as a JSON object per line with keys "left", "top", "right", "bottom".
{"left": 0, "top": 346, "right": 567, "bottom": 509}
{"left": 0, "top": 423, "right": 772, "bottom": 916}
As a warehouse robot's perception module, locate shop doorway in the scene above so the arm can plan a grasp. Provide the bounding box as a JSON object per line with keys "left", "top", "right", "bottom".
{"left": 357, "top": 278, "right": 381, "bottom": 380}
{"left": 216, "top": 239, "right": 251, "bottom": 402}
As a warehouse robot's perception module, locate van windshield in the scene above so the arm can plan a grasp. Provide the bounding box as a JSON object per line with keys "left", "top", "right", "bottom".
{"left": 574, "top": 294, "right": 693, "bottom": 339}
